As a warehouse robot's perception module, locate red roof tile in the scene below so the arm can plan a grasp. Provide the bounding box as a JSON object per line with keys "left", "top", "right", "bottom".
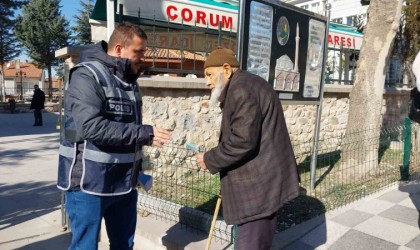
{"left": 145, "top": 48, "right": 206, "bottom": 61}
{"left": 3, "top": 61, "right": 43, "bottom": 79}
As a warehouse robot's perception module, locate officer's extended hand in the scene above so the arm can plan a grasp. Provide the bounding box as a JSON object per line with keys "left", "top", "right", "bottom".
{"left": 152, "top": 127, "right": 171, "bottom": 148}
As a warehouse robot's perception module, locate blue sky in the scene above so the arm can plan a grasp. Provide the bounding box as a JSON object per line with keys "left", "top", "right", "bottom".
{"left": 18, "top": 0, "right": 83, "bottom": 76}
{"left": 61, "top": 0, "right": 82, "bottom": 27}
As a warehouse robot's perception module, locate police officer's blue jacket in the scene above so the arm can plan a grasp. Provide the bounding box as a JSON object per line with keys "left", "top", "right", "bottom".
{"left": 57, "top": 41, "right": 154, "bottom": 196}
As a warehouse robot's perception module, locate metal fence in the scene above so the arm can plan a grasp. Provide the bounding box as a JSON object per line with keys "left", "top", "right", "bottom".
{"left": 2, "top": 87, "right": 36, "bottom": 102}
{"left": 1, "top": 87, "right": 60, "bottom": 102}
{"left": 296, "top": 121, "right": 409, "bottom": 209}
{"left": 130, "top": 14, "right": 408, "bottom": 87}
{"left": 136, "top": 118, "right": 420, "bottom": 242}
{"left": 131, "top": 14, "right": 236, "bottom": 77}
{"left": 138, "top": 145, "right": 232, "bottom": 242}
{"left": 325, "top": 44, "right": 359, "bottom": 85}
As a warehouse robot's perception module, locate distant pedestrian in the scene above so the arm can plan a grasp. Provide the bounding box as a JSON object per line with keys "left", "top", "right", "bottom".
{"left": 30, "top": 85, "right": 45, "bottom": 126}
{"left": 8, "top": 97, "right": 16, "bottom": 114}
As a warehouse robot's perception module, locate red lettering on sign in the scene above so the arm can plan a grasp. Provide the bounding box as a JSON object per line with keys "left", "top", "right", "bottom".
{"left": 196, "top": 11, "right": 206, "bottom": 25}
{"left": 167, "top": 5, "right": 178, "bottom": 20}
{"left": 341, "top": 37, "right": 346, "bottom": 46}
{"left": 222, "top": 16, "right": 233, "bottom": 29}
{"left": 210, "top": 13, "right": 219, "bottom": 27}
{"left": 181, "top": 8, "right": 193, "bottom": 22}
{"left": 328, "top": 34, "right": 357, "bottom": 48}
{"left": 334, "top": 36, "right": 339, "bottom": 45}
{"left": 165, "top": 5, "right": 233, "bottom": 29}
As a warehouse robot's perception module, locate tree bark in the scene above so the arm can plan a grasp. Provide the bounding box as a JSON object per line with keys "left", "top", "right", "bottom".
{"left": 342, "top": 0, "right": 403, "bottom": 174}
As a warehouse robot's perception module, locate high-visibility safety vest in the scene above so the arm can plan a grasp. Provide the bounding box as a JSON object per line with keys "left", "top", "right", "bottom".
{"left": 57, "top": 61, "right": 143, "bottom": 196}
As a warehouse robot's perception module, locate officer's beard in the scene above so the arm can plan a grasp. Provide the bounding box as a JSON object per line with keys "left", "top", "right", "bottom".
{"left": 209, "top": 71, "right": 226, "bottom": 107}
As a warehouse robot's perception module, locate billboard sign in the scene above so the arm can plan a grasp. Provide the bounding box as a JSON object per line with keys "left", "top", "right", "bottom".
{"left": 238, "top": 0, "right": 328, "bottom": 103}
{"left": 119, "top": 0, "right": 238, "bottom": 31}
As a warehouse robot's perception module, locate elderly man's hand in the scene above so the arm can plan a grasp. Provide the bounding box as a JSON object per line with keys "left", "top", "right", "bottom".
{"left": 195, "top": 153, "right": 207, "bottom": 170}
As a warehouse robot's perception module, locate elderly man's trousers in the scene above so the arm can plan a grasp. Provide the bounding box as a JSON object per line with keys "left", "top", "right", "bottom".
{"left": 235, "top": 212, "right": 277, "bottom": 250}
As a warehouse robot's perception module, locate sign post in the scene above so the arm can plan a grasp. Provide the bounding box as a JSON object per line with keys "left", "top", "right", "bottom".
{"left": 310, "top": 3, "right": 331, "bottom": 190}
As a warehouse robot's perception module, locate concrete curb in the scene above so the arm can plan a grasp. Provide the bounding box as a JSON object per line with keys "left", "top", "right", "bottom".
{"left": 138, "top": 193, "right": 233, "bottom": 242}
{"left": 272, "top": 215, "right": 325, "bottom": 250}
{"left": 100, "top": 214, "right": 234, "bottom": 250}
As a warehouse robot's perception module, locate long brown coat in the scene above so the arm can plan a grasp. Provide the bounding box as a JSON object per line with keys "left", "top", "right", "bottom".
{"left": 204, "top": 70, "right": 300, "bottom": 225}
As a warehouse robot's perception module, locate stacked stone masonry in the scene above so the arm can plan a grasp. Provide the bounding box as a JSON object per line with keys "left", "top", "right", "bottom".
{"left": 140, "top": 85, "right": 411, "bottom": 151}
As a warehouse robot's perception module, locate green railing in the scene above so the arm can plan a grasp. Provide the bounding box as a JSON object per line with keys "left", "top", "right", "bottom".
{"left": 137, "top": 118, "right": 420, "bottom": 242}
{"left": 298, "top": 122, "right": 405, "bottom": 209}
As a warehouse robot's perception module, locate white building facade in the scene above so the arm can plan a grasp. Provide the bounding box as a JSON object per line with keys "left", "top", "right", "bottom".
{"left": 283, "top": 0, "right": 368, "bottom": 25}
{"left": 91, "top": 0, "right": 401, "bottom": 86}
{"left": 282, "top": 0, "right": 324, "bottom": 15}
{"left": 283, "top": 0, "right": 403, "bottom": 86}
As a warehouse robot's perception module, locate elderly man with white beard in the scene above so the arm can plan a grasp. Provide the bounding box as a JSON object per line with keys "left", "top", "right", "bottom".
{"left": 195, "top": 47, "right": 300, "bottom": 250}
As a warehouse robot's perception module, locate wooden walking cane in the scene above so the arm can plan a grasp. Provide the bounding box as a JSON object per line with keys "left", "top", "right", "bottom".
{"left": 206, "top": 193, "right": 222, "bottom": 250}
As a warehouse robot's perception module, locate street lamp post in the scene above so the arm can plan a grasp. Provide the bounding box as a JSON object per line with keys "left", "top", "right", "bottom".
{"left": 0, "top": 65, "right": 5, "bottom": 102}
{"left": 15, "top": 60, "right": 26, "bottom": 101}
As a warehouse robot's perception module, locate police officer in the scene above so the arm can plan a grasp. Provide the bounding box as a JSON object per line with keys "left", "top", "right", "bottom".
{"left": 57, "top": 23, "right": 171, "bottom": 250}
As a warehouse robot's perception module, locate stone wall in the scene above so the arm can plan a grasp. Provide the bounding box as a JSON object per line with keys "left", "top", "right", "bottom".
{"left": 139, "top": 79, "right": 411, "bottom": 150}
{"left": 0, "top": 103, "right": 31, "bottom": 113}
{"left": 0, "top": 103, "right": 59, "bottom": 113}
{"left": 283, "top": 92, "right": 351, "bottom": 146}
{"left": 140, "top": 86, "right": 221, "bottom": 151}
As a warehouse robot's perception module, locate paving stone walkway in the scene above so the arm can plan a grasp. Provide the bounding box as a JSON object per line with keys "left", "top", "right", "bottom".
{"left": 282, "top": 181, "right": 420, "bottom": 249}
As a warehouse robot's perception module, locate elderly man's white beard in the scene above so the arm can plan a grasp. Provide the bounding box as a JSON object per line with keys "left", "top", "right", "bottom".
{"left": 209, "top": 72, "right": 225, "bottom": 107}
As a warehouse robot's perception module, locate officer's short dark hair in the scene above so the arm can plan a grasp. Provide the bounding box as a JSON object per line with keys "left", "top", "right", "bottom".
{"left": 108, "top": 23, "right": 148, "bottom": 50}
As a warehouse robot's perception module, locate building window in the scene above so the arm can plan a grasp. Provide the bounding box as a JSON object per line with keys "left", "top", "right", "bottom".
{"left": 332, "top": 18, "right": 343, "bottom": 24}
{"left": 359, "top": 14, "right": 367, "bottom": 25}
{"left": 346, "top": 15, "right": 357, "bottom": 26}
{"left": 301, "top": 4, "right": 309, "bottom": 10}
{"left": 311, "top": 2, "right": 320, "bottom": 11}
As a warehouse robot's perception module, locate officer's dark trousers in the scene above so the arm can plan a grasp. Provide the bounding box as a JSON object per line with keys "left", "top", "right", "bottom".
{"left": 34, "top": 109, "right": 42, "bottom": 125}
{"left": 235, "top": 212, "right": 277, "bottom": 250}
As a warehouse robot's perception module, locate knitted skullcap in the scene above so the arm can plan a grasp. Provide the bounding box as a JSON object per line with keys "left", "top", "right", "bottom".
{"left": 204, "top": 47, "right": 240, "bottom": 69}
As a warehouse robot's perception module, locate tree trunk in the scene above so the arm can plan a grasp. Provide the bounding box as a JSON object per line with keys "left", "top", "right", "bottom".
{"left": 342, "top": 0, "right": 403, "bottom": 174}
